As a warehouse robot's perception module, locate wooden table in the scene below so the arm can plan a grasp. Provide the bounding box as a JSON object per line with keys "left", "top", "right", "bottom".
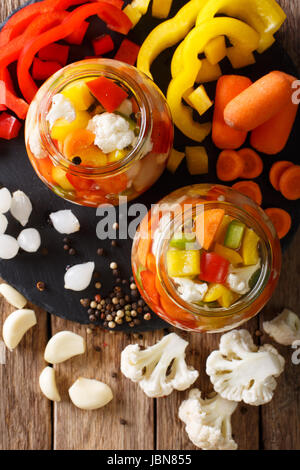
{"left": 0, "top": 0, "right": 299, "bottom": 451}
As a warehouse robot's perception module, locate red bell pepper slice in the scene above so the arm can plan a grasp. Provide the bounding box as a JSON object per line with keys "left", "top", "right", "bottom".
{"left": 66, "top": 172, "right": 94, "bottom": 191}
{"left": 17, "top": 3, "right": 132, "bottom": 103}
{"left": 87, "top": 76, "right": 128, "bottom": 112}
{"left": 37, "top": 157, "right": 55, "bottom": 185}
{"left": 0, "top": 81, "right": 29, "bottom": 120}
{"left": 140, "top": 270, "right": 160, "bottom": 306}
{"left": 115, "top": 39, "right": 140, "bottom": 66}
{"left": 92, "top": 34, "right": 114, "bottom": 56}
{"left": 200, "top": 252, "right": 229, "bottom": 284}
{"left": 95, "top": 173, "right": 128, "bottom": 194}
{"left": 65, "top": 20, "right": 89, "bottom": 45}
{"left": 0, "top": 112, "right": 22, "bottom": 140}
{"left": 38, "top": 43, "right": 70, "bottom": 66}
{"left": 32, "top": 58, "right": 62, "bottom": 81}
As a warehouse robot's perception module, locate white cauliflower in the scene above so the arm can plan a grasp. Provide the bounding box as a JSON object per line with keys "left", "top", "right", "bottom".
{"left": 179, "top": 389, "right": 238, "bottom": 450}
{"left": 121, "top": 333, "right": 199, "bottom": 398}
{"left": 263, "top": 309, "right": 300, "bottom": 346}
{"left": 206, "top": 329, "right": 285, "bottom": 406}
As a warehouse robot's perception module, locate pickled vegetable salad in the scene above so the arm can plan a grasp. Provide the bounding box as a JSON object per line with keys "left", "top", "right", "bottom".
{"left": 167, "top": 209, "right": 261, "bottom": 309}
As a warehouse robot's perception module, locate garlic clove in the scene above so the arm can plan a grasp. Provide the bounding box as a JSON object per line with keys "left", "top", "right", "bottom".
{"left": 49, "top": 210, "right": 80, "bottom": 234}
{"left": 0, "top": 234, "right": 19, "bottom": 259}
{"left": 10, "top": 190, "right": 32, "bottom": 226}
{"left": 0, "top": 213, "right": 8, "bottom": 234}
{"left": 2, "top": 309, "right": 37, "bottom": 350}
{"left": 39, "top": 366, "right": 61, "bottom": 402}
{"left": 69, "top": 377, "right": 113, "bottom": 410}
{"left": 64, "top": 262, "right": 95, "bottom": 291}
{"left": 44, "top": 331, "right": 85, "bottom": 364}
{"left": 0, "top": 187, "right": 12, "bottom": 214}
{"left": 0, "top": 283, "right": 27, "bottom": 309}
{"left": 17, "top": 228, "right": 41, "bottom": 253}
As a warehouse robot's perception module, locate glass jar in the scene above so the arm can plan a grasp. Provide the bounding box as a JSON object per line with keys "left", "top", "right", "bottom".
{"left": 132, "top": 184, "right": 281, "bottom": 333}
{"left": 25, "top": 59, "right": 173, "bottom": 207}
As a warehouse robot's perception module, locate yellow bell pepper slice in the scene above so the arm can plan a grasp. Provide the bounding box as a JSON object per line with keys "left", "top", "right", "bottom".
{"left": 52, "top": 166, "right": 74, "bottom": 191}
{"left": 167, "top": 249, "right": 201, "bottom": 277}
{"left": 137, "top": 0, "right": 206, "bottom": 79}
{"left": 152, "top": 0, "right": 173, "bottom": 19}
{"left": 196, "top": 59, "right": 222, "bottom": 83}
{"left": 214, "top": 243, "right": 243, "bottom": 266}
{"left": 184, "top": 85, "right": 213, "bottom": 116}
{"left": 242, "top": 228, "right": 260, "bottom": 266}
{"left": 131, "top": 0, "right": 151, "bottom": 14}
{"left": 185, "top": 146, "right": 208, "bottom": 175}
{"left": 204, "top": 36, "right": 226, "bottom": 65}
{"left": 51, "top": 111, "right": 90, "bottom": 141}
{"left": 196, "top": 0, "right": 286, "bottom": 53}
{"left": 123, "top": 5, "right": 142, "bottom": 28}
{"left": 204, "top": 283, "right": 237, "bottom": 308}
{"left": 61, "top": 80, "right": 94, "bottom": 111}
{"left": 227, "top": 46, "right": 256, "bottom": 69}
{"left": 107, "top": 149, "right": 127, "bottom": 163}
{"left": 167, "top": 148, "right": 185, "bottom": 174}
{"left": 215, "top": 215, "right": 233, "bottom": 244}
{"left": 167, "top": 17, "right": 260, "bottom": 142}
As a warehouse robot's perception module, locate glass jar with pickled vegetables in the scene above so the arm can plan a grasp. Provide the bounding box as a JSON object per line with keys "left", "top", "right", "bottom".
{"left": 25, "top": 59, "right": 173, "bottom": 207}
{"left": 132, "top": 184, "right": 281, "bottom": 333}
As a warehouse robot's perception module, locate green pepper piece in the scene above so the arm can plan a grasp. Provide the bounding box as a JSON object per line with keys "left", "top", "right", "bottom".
{"left": 224, "top": 220, "right": 246, "bottom": 249}
{"left": 52, "top": 186, "right": 76, "bottom": 200}
{"left": 169, "top": 231, "right": 196, "bottom": 250}
{"left": 248, "top": 268, "right": 261, "bottom": 289}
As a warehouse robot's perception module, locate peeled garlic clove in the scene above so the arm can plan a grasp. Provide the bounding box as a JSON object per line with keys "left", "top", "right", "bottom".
{"left": 10, "top": 190, "right": 32, "bottom": 226}
{"left": 0, "top": 283, "right": 27, "bottom": 309}
{"left": 0, "top": 213, "right": 8, "bottom": 234}
{"left": 2, "top": 309, "right": 37, "bottom": 350}
{"left": 39, "top": 366, "right": 61, "bottom": 402}
{"left": 0, "top": 234, "right": 19, "bottom": 259}
{"left": 64, "top": 262, "right": 94, "bottom": 291}
{"left": 69, "top": 377, "right": 113, "bottom": 410}
{"left": 49, "top": 210, "right": 80, "bottom": 234}
{"left": 17, "top": 228, "right": 41, "bottom": 253}
{"left": 0, "top": 187, "right": 12, "bottom": 214}
{"left": 44, "top": 331, "right": 85, "bottom": 364}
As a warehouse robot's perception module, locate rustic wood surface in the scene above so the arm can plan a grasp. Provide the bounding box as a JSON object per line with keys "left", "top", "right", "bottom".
{"left": 0, "top": 0, "right": 299, "bottom": 451}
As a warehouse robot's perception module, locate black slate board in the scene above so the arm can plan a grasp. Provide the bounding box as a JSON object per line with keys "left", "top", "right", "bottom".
{"left": 0, "top": 0, "right": 299, "bottom": 332}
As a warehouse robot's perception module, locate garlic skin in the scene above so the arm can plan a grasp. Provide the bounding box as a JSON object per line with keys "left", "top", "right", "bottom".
{"left": 0, "top": 234, "right": 19, "bottom": 259}
{"left": 49, "top": 210, "right": 80, "bottom": 234}
{"left": 17, "top": 228, "right": 41, "bottom": 253}
{"left": 44, "top": 331, "right": 86, "bottom": 364}
{"left": 0, "top": 283, "right": 27, "bottom": 309}
{"left": 0, "top": 187, "right": 12, "bottom": 214}
{"left": 2, "top": 309, "right": 37, "bottom": 350}
{"left": 39, "top": 366, "right": 61, "bottom": 402}
{"left": 10, "top": 190, "right": 32, "bottom": 226}
{"left": 69, "top": 377, "right": 113, "bottom": 410}
{"left": 64, "top": 262, "right": 95, "bottom": 291}
{"left": 0, "top": 214, "right": 8, "bottom": 234}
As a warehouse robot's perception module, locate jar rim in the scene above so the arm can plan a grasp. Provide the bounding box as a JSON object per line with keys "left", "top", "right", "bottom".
{"left": 38, "top": 59, "right": 152, "bottom": 177}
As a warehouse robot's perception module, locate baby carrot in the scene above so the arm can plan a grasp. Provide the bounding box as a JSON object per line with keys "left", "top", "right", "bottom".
{"left": 278, "top": 165, "right": 300, "bottom": 200}
{"left": 232, "top": 181, "right": 262, "bottom": 205}
{"left": 238, "top": 148, "right": 263, "bottom": 179}
{"left": 224, "top": 71, "right": 292, "bottom": 132}
{"left": 265, "top": 208, "right": 292, "bottom": 239}
{"left": 216, "top": 149, "right": 244, "bottom": 181}
{"left": 212, "top": 75, "right": 252, "bottom": 149}
{"left": 269, "top": 161, "right": 294, "bottom": 191}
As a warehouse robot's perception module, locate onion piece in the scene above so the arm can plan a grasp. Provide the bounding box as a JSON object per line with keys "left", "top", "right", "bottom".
{"left": 49, "top": 210, "right": 80, "bottom": 234}
{"left": 0, "top": 213, "right": 8, "bottom": 234}
{"left": 64, "top": 262, "right": 95, "bottom": 291}
{"left": 0, "top": 188, "right": 12, "bottom": 214}
{"left": 17, "top": 228, "right": 41, "bottom": 253}
{"left": 0, "top": 234, "right": 19, "bottom": 259}
{"left": 10, "top": 190, "right": 32, "bottom": 226}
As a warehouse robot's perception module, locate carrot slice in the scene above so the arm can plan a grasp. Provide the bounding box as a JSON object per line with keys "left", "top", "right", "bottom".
{"left": 232, "top": 181, "right": 262, "bottom": 205}
{"left": 146, "top": 252, "right": 156, "bottom": 274}
{"left": 278, "top": 165, "right": 300, "bottom": 200}
{"left": 269, "top": 161, "right": 294, "bottom": 191}
{"left": 265, "top": 208, "right": 292, "bottom": 239}
{"left": 238, "top": 148, "right": 263, "bottom": 179}
{"left": 63, "top": 129, "right": 95, "bottom": 159}
{"left": 216, "top": 150, "right": 244, "bottom": 181}
{"left": 194, "top": 208, "right": 225, "bottom": 250}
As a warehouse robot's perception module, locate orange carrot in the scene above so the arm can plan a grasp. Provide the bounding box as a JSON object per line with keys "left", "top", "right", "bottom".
{"left": 195, "top": 208, "right": 225, "bottom": 250}
{"left": 265, "top": 208, "right": 292, "bottom": 239}
{"left": 63, "top": 129, "right": 95, "bottom": 159}
{"left": 238, "top": 148, "right": 263, "bottom": 179}
{"left": 212, "top": 75, "right": 252, "bottom": 149}
{"left": 232, "top": 181, "right": 262, "bottom": 205}
{"left": 146, "top": 252, "right": 156, "bottom": 274}
{"left": 224, "top": 71, "right": 293, "bottom": 132}
{"left": 278, "top": 165, "right": 300, "bottom": 200}
{"left": 216, "top": 149, "right": 244, "bottom": 181}
{"left": 269, "top": 161, "right": 294, "bottom": 191}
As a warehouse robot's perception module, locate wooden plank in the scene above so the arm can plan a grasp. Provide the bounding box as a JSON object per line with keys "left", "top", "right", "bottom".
{"left": 51, "top": 316, "right": 156, "bottom": 450}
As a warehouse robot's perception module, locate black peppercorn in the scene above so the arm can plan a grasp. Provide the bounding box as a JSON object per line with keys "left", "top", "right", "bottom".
{"left": 72, "top": 156, "right": 82, "bottom": 165}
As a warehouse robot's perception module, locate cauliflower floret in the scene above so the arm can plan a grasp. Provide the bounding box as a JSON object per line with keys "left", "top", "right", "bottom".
{"left": 226, "top": 262, "right": 260, "bottom": 295}
{"left": 28, "top": 125, "right": 47, "bottom": 160}
{"left": 172, "top": 277, "right": 208, "bottom": 303}
{"left": 46, "top": 93, "right": 76, "bottom": 129}
{"left": 121, "top": 333, "right": 199, "bottom": 398}
{"left": 117, "top": 98, "right": 133, "bottom": 116}
{"left": 179, "top": 389, "right": 238, "bottom": 450}
{"left": 87, "top": 112, "right": 135, "bottom": 153}
{"left": 206, "top": 329, "right": 285, "bottom": 406}
{"left": 263, "top": 309, "right": 300, "bottom": 346}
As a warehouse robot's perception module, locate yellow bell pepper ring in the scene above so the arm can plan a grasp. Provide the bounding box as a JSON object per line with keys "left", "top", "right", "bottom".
{"left": 167, "top": 17, "right": 260, "bottom": 142}
{"left": 196, "top": 0, "right": 286, "bottom": 53}
{"left": 137, "top": 0, "right": 205, "bottom": 79}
